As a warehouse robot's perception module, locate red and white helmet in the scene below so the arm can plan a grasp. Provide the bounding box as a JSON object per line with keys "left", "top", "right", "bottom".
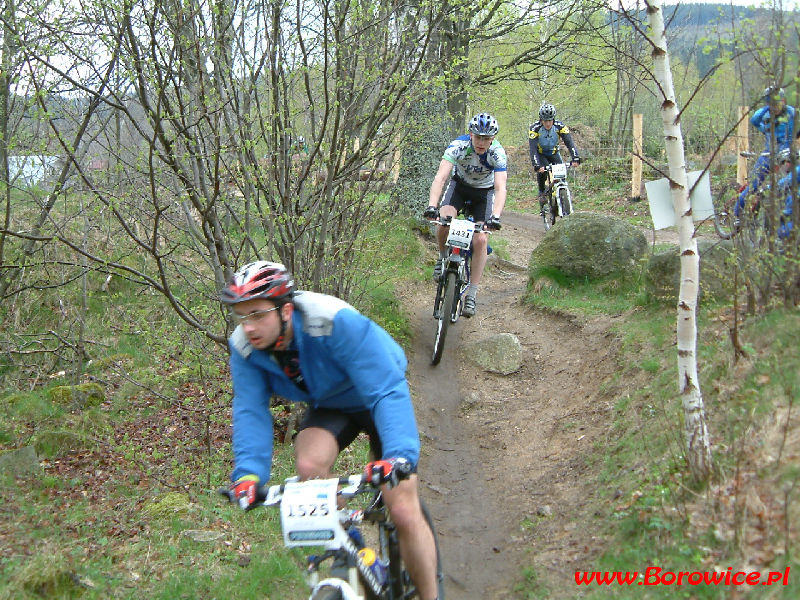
{"left": 220, "top": 261, "right": 294, "bottom": 305}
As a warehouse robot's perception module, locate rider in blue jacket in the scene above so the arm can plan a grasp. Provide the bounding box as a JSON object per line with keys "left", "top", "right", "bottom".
{"left": 777, "top": 148, "right": 798, "bottom": 239}
{"left": 736, "top": 86, "right": 796, "bottom": 221}
{"left": 220, "top": 261, "right": 439, "bottom": 600}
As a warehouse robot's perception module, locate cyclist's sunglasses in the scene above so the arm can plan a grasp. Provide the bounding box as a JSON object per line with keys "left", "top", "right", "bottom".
{"left": 231, "top": 306, "right": 279, "bottom": 325}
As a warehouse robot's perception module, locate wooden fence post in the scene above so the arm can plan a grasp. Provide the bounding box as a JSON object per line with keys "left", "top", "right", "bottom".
{"left": 737, "top": 106, "right": 749, "bottom": 186}
{"left": 631, "top": 113, "right": 643, "bottom": 201}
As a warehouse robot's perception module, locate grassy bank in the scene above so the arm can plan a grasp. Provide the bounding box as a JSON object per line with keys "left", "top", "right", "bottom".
{"left": 522, "top": 263, "right": 799, "bottom": 598}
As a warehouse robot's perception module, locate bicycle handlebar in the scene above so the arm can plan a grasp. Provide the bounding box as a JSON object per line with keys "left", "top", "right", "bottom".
{"left": 427, "top": 216, "right": 493, "bottom": 231}
{"left": 217, "top": 474, "right": 368, "bottom": 508}
{"left": 219, "top": 463, "right": 413, "bottom": 510}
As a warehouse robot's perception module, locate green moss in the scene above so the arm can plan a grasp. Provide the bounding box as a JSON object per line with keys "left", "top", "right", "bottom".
{"left": 47, "top": 383, "right": 105, "bottom": 409}
{"left": 142, "top": 491, "right": 195, "bottom": 519}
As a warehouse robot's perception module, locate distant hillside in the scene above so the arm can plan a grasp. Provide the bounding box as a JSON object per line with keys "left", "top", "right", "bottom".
{"left": 647, "top": 3, "right": 795, "bottom": 76}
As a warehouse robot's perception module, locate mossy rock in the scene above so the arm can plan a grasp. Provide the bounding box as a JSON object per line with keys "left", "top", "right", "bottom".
{"left": 34, "top": 430, "right": 94, "bottom": 458}
{"left": 47, "top": 382, "right": 105, "bottom": 409}
{"left": 2, "top": 545, "right": 82, "bottom": 597}
{"left": 0, "top": 446, "right": 41, "bottom": 477}
{"left": 1, "top": 392, "right": 26, "bottom": 408}
{"left": 645, "top": 239, "right": 734, "bottom": 303}
{"left": 89, "top": 353, "right": 135, "bottom": 372}
{"left": 143, "top": 491, "right": 194, "bottom": 519}
{"left": 529, "top": 212, "right": 648, "bottom": 281}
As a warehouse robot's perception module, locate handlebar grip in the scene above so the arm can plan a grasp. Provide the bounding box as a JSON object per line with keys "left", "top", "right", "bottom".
{"left": 217, "top": 485, "right": 269, "bottom": 508}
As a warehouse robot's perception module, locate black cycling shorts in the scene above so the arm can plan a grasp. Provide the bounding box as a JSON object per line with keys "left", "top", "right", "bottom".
{"left": 296, "top": 406, "right": 385, "bottom": 460}
{"left": 440, "top": 177, "right": 494, "bottom": 223}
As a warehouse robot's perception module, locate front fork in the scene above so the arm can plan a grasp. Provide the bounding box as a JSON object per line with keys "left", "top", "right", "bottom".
{"left": 552, "top": 181, "right": 569, "bottom": 216}
{"left": 433, "top": 251, "right": 468, "bottom": 320}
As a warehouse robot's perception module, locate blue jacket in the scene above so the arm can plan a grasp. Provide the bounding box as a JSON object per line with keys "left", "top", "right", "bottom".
{"left": 778, "top": 165, "right": 800, "bottom": 217}
{"left": 227, "top": 291, "right": 420, "bottom": 483}
{"left": 751, "top": 104, "right": 796, "bottom": 152}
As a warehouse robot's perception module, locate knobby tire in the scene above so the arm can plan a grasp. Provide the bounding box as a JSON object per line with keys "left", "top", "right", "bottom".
{"left": 431, "top": 271, "right": 456, "bottom": 366}
{"left": 559, "top": 187, "right": 571, "bottom": 216}
{"left": 311, "top": 585, "right": 345, "bottom": 600}
{"left": 541, "top": 192, "right": 556, "bottom": 231}
{"left": 385, "top": 498, "right": 445, "bottom": 600}
{"left": 713, "top": 183, "right": 739, "bottom": 239}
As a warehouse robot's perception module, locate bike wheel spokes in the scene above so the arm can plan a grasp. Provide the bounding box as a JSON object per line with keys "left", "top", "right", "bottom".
{"left": 713, "top": 184, "right": 740, "bottom": 239}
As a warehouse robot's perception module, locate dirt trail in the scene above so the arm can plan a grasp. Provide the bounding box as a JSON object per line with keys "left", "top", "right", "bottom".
{"left": 405, "top": 211, "right": 623, "bottom": 598}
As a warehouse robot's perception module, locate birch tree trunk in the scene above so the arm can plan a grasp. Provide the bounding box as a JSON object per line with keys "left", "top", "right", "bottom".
{"left": 645, "top": 0, "right": 712, "bottom": 481}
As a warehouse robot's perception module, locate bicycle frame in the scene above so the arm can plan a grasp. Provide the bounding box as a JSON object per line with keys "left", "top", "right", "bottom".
{"left": 548, "top": 163, "right": 571, "bottom": 217}
{"left": 429, "top": 216, "right": 481, "bottom": 365}
{"left": 433, "top": 217, "right": 475, "bottom": 321}
{"left": 713, "top": 151, "right": 775, "bottom": 241}
{"left": 262, "top": 475, "right": 388, "bottom": 599}
{"left": 220, "top": 470, "right": 444, "bottom": 600}
{"left": 541, "top": 163, "right": 572, "bottom": 231}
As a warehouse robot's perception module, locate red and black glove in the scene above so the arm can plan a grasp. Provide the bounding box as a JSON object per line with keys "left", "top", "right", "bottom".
{"left": 232, "top": 475, "right": 260, "bottom": 510}
{"left": 365, "top": 457, "right": 413, "bottom": 489}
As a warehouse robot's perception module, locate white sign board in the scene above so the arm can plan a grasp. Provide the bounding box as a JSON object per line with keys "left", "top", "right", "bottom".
{"left": 644, "top": 170, "right": 714, "bottom": 230}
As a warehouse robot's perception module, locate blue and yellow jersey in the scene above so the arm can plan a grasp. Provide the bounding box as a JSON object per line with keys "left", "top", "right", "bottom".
{"left": 528, "top": 120, "right": 579, "bottom": 167}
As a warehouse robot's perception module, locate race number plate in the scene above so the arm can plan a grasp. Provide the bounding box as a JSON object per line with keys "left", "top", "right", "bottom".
{"left": 551, "top": 163, "right": 568, "bottom": 179}
{"left": 280, "top": 478, "right": 340, "bottom": 548}
{"left": 447, "top": 218, "right": 475, "bottom": 249}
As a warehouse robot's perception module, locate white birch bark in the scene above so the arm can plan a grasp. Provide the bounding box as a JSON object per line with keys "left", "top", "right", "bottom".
{"left": 645, "top": 0, "right": 712, "bottom": 480}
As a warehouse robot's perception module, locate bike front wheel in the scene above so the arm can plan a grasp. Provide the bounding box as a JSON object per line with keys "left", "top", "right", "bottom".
{"left": 541, "top": 194, "right": 556, "bottom": 231}
{"left": 559, "top": 187, "right": 572, "bottom": 216}
{"left": 431, "top": 271, "right": 457, "bottom": 365}
{"left": 311, "top": 584, "right": 345, "bottom": 600}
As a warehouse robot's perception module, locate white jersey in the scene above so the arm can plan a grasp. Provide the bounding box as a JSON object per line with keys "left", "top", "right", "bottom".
{"left": 442, "top": 135, "right": 507, "bottom": 189}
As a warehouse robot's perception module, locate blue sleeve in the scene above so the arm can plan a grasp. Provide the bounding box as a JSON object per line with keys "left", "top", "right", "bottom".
{"left": 326, "top": 310, "right": 420, "bottom": 466}
{"left": 751, "top": 106, "right": 769, "bottom": 132}
{"left": 229, "top": 341, "right": 275, "bottom": 483}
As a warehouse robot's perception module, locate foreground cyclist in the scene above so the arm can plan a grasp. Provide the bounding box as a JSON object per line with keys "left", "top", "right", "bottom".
{"left": 423, "top": 112, "right": 506, "bottom": 318}
{"left": 220, "top": 261, "right": 440, "bottom": 600}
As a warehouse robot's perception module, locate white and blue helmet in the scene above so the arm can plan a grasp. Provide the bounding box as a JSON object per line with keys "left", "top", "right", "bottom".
{"left": 468, "top": 113, "right": 499, "bottom": 136}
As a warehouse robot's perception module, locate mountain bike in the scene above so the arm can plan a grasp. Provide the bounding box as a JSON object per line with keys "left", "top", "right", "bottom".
{"left": 540, "top": 162, "right": 573, "bottom": 231}
{"left": 428, "top": 216, "right": 486, "bottom": 366}
{"left": 219, "top": 466, "right": 444, "bottom": 600}
{"left": 713, "top": 151, "right": 772, "bottom": 245}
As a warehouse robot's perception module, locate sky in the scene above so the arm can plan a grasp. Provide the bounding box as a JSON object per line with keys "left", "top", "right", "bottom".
{"left": 661, "top": 0, "right": 797, "bottom": 6}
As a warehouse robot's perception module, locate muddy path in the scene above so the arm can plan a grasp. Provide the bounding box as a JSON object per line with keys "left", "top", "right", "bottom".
{"left": 405, "top": 211, "right": 624, "bottom": 598}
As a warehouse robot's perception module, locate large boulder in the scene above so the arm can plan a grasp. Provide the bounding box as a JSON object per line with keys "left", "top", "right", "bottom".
{"left": 645, "top": 239, "right": 734, "bottom": 303}
{"left": 529, "top": 212, "right": 648, "bottom": 280}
